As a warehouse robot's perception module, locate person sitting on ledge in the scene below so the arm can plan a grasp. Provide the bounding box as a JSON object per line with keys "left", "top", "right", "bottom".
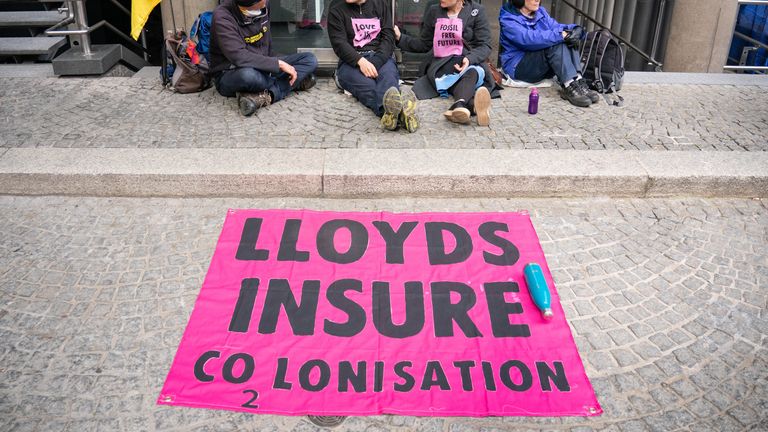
{"left": 499, "top": 0, "right": 599, "bottom": 107}
{"left": 328, "top": 0, "right": 419, "bottom": 132}
{"left": 393, "top": 0, "right": 496, "bottom": 126}
{"left": 210, "top": 0, "right": 319, "bottom": 116}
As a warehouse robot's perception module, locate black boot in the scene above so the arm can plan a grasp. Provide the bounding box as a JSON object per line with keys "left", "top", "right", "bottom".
{"left": 560, "top": 81, "right": 591, "bottom": 108}
{"left": 578, "top": 79, "right": 600, "bottom": 104}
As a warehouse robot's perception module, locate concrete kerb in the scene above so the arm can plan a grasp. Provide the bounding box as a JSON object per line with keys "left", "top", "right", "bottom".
{"left": 0, "top": 148, "right": 766, "bottom": 198}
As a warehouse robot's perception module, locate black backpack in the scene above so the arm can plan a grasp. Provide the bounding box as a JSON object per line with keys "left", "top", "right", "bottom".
{"left": 580, "top": 29, "right": 625, "bottom": 106}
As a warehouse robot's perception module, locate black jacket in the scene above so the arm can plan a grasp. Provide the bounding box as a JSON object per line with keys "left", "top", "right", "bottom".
{"left": 327, "top": 0, "right": 395, "bottom": 69}
{"left": 209, "top": 0, "right": 278, "bottom": 75}
{"left": 397, "top": 0, "right": 499, "bottom": 99}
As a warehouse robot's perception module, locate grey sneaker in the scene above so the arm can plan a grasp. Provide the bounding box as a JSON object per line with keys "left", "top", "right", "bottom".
{"left": 237, "top": 91, "right": 272, "bottom": 116}
{"left": 399, "top": 87, "right": 419, "bottom": 133}
{"left": 381, "top": 87, "right": 402, "bottom": 131}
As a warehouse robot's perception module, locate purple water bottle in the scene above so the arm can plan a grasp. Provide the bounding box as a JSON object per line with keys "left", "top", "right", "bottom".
{"left": 528, "top": 87, "right": 539, "bottom": 115}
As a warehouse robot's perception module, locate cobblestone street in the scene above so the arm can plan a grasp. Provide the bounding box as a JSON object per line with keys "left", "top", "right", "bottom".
{"left": 0, "top": 196, "right": 765, "bottom": 431}
{"left": 1, "top": 77, "right": 766, "bottom": 151}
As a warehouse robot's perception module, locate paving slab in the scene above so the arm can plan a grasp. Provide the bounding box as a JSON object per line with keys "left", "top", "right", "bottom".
{"left": 0, "top": 195, "right": 765, "bottom": 431}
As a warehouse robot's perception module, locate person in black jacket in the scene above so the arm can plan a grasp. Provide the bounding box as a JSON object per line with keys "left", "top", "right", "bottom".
{"left": 394, "top": 0, "right": 496, "bottom": 126}
{"left": 210, "top": 0, "right": 319, "bottom": 116}
{"left": 328, "top": 0, "right": 419, "bottom": 132}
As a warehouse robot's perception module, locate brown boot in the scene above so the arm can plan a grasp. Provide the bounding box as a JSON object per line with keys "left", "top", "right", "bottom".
{"left": 237, "top": 91, "right": 272, "bottom": 116}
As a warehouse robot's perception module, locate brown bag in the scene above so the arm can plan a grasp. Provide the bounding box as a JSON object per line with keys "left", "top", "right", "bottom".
{"left": 486, "top": 60, "right": 503, "bottom": 87}
{"left": 163, "top": 31, "right": 211, "bottom": 93}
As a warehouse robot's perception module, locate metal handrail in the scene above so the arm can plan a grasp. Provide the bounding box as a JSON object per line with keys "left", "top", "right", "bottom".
{"left": 556, "top": 0, "right": 664, "bottom": 69}
{"left": 44, "top": 0, "right": 149, "bottom": 60}
{"left": 47, "top": 20, "right": 149, "bottom": 53}
{"left": 725, "top": 0, "right": 768, "bottom": 72}
{"left": 734, "top": 31, "right": 768, "bottom": 52}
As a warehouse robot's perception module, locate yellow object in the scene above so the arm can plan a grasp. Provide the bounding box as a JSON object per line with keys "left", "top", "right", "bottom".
{"left": 131, "top": 0, "right": 161, "bottom": 40}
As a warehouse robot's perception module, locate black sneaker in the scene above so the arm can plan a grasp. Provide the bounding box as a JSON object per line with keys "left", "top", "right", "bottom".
{"left": 578, "top": 79, "right": 600, "bottom": 104}
{"left": 297, "top": 73, "right": 317, "bottom": 91}
{"left": 399, "top": 87, "right": 419, "bottom": 133}
{"left": 237, "top": 91, "right": 272, "bottom": 116}
{"left": 380, "top": 87, "right": 402, "bottom": 131}
{"left": 560, "top": 81, "right": 591, "bottom": 108}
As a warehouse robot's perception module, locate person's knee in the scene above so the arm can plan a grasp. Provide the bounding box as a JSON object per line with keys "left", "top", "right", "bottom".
{"left": 237, "top": 68, "right": 270, "bottom": 89}
{"left": 296, "top": 52, "right": 318, "bottom": 70}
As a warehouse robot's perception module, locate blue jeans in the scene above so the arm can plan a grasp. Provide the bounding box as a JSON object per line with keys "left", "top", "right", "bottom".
{"left": 214, "top": 52, "right": 318, "bottom": 102}
{"left": 336, "top": 55, "right": 399, "bottom": 117}
{"left": 514, "top": 42, "right": 581, "bottom": 84}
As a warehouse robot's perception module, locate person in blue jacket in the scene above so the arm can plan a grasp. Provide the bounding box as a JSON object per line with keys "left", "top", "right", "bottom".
{"left": 499, "top": 0, "right": 598, "bottom": 107}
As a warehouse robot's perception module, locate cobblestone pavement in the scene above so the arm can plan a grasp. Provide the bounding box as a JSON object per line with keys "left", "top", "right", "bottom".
{"left": 0, "top": 77, "right": 766, "bottom": 151}
{"left": 0, "top": 196, "right": 765, "bottom": 431}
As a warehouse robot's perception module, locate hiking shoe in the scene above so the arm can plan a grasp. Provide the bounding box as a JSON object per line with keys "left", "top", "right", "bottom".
{"left": 399, "top": 87, "right": 419, "bottom": 133}
{"left": 237, "top": 91, "right": 272, "bottom": 116}
{"left": 297, "top": 73, "right": 317, "bottom": 91}
{"left": 381, "top": 86, "right": 402, "bottom": 131}
{"left": 578, "top": 79, "right": 600, "bottom": 104}
{"left": 443, "top": 99, "right": 471, "bottom": 124}
{"left": 474, "top": 86, "right": 491, "bottom": 126}
{"left": 560, "top": 81, "right": 591, "bottom": 108}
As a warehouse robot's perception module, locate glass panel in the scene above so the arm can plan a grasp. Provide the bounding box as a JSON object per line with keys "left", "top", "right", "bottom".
{"left": 270, "top": 0, "right": 334, "bottom": 53}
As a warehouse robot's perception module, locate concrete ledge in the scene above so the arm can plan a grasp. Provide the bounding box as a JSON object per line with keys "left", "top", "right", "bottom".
{"left": 323, "top": 149, "right": 648, "bottom": 197}
{"left": 0, "top": 148, "right": 765, "bottom": 198}
{"left": 625, "top": 72, "right": 768, "bottom": 86}
{"left": 0, "top": 148, "right": 324, "bottom": 197}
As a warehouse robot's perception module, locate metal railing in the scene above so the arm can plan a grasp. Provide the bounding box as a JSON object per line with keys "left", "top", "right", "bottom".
{"left": 552, "top": 0, "right": 665, "bottom": 70}
{"left": 44, "top": 0, "right": 149, "bottom": 60}
{"left": 724, "top": 0, "right": 768, "bottom": 72}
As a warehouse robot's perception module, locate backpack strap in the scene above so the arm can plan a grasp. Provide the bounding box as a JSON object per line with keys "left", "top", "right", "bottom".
{"left": 190, "top": 15, "right": 201, "bottom": 42}
{"left": 595, "top": 31, "right": 613, "bottom": 95}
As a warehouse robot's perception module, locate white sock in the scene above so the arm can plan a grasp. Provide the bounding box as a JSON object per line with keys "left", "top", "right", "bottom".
{"left": 564, "top": 78, "right": 574, "bottom": 87}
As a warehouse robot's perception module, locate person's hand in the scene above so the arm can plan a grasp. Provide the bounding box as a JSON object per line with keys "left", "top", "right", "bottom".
{"left": 394, "top": 25, "right": 401, "bottom": 41}
{"left": 278, "top": 60, "right": 297, "bottom": 85}
{"left": 358, "top": 57, "right": 378, "bottom": 78}
{"left": 454, "top": 57, "right": 469, "bottom": 73}
{"left": 562, "top": 30, "right": 568, "bottom": 39}
{"left": 564, "top": 25, "right": 584, "bottom": 48}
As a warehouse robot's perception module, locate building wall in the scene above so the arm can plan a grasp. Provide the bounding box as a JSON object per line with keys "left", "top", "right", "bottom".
{"left": 159, "top": 0, "right": 741, "bottom": 73}
{"left": 161, "top": 0, "right": 218, "bottom": 35}
{"left": 662, "top": 0, "right": 740, "bottom": 72}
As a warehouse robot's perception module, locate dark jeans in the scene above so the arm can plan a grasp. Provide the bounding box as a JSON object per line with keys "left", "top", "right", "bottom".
{"left": 435, "top": 57, "right": 481, "bottom": 112}
{"left": 515, "top": 42, "right": 580, "bottom": 85}
{"left": 214, "top": 52, "right": 318, "bottom": 102}
{"left": 336, "top": 55, "right": 399, "bottom": 117}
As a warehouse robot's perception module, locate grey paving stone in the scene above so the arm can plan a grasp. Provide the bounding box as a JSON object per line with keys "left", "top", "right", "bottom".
{"left": 0, "top": 78, "right": 767, "bottom": 151}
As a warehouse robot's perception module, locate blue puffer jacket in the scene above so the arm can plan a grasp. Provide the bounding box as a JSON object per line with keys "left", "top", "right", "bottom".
{"left": 499, "top": 4, "right": 575, "bottom": 79}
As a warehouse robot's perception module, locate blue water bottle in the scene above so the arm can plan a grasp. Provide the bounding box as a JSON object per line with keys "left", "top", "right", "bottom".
{"left": 523, "top": 262, "right": 553, "bottom": 319}
{"left": 528, "top": 87, "right": 539, "bottom": 115}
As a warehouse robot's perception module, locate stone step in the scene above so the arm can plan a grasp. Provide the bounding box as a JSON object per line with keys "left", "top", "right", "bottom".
{"left": 0, "top": 36, "right": 65, "bottom": 55}
{"left": 0, "top": 149, "right": 765, "bottom": 198}
{"left": 0, "top": 11, "right": 66, "bottom": 27}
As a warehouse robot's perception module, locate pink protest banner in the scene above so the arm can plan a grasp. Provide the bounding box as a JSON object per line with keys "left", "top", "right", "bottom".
{"left": 158, "top": 209, "right": 601, "bottom": 417}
